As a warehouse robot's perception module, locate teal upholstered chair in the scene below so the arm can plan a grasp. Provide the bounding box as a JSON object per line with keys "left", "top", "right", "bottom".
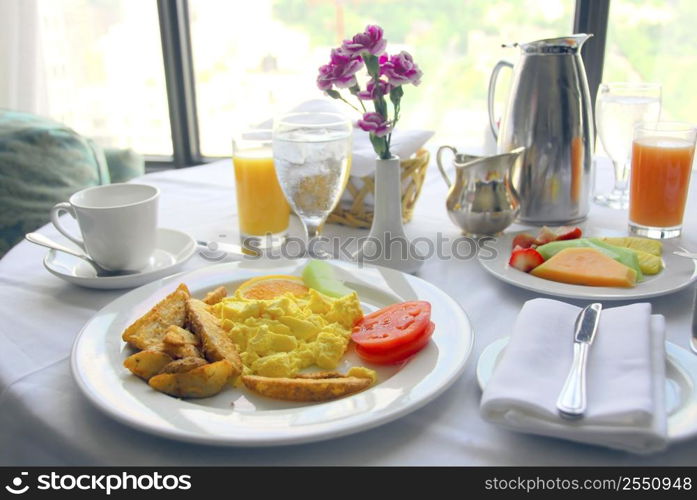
{"left": 0, "top": 109, "right": 145, "bottom": 257}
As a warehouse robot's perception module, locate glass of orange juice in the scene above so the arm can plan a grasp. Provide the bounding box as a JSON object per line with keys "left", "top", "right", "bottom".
{"left": 629, "top": 122, "right": 697, "bottom": 239}
{"left": 232, "top": 130, "right": 290, "bottom": 251}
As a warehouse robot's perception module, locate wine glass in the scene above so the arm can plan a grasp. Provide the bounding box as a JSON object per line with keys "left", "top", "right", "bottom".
{"left": 272, "top": 112, "right": 352, "bottom": 257}
{"left": 594, "top": 82, "right": 661, "bottom": 209}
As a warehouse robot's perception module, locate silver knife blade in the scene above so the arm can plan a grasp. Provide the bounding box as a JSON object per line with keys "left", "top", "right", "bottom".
{"left": 574, "top": 303, "right": 603, "bottom": 344}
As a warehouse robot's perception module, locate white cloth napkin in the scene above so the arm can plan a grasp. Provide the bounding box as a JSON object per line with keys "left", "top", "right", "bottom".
{"left": 480, "top": 298, "right": 668, "bottom": 454}
{"left": 259, "top": 99, "right": 434, "bottom": 177}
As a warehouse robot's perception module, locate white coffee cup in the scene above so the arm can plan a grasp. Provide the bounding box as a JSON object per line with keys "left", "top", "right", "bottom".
{"left": 50, "top": 183, "right": 159, "bottom": 271}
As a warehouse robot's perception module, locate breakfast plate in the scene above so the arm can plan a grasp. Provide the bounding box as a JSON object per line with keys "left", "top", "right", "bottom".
{"left": 477, "top": 337, "right": 697, "bottom": 443}
{"left": 477, "top": 230, "right": 697, "bottom": 301}
{"left": 44, "top": 228, "right": 196, "bottom": 289}
{"left": 71, "top": 259, "right": 474, "bottom": 446}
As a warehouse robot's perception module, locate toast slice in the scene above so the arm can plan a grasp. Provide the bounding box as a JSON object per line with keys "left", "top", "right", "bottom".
{"left": 187, "top": 298, "right": 243, "bottom": 373}
{"left": 122, "top": 283, "right": 190, "bottom": 350}
{"left": 242, "top": 374, "right": 373, "bottom": 402}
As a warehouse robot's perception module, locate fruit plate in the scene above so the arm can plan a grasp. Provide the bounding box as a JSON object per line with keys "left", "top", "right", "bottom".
{"left": 478, "top": 231, "right": 697, "bottom": 301}
{"left": 71, "top": 259, "right": 474, "bottom": 447}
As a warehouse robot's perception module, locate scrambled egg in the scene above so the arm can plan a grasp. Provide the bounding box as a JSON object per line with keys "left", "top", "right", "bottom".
{"left": 211, "top": 289, "right": 364, "bottom": 378}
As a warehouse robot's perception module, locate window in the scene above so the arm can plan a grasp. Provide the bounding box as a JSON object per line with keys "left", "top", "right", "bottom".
{"left": 603, "top": 0, "right": 697, "bottom": 123}
{"left": 35, "top": 0, "right": 172, "bottom": 155}
{"left": 14, "top": 1, "right": 675, "bottom": 167}
{"left": 189, "top": 0, "right": 574, "bottom": 157}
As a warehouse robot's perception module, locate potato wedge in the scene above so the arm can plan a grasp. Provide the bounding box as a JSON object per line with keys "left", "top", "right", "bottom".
{"left": 242, "top": 374, "right": 373, "bottom": 402}
{"left": 203, "top": 286, "right": 228, "bottom": 306}
{"left": 123, "top": 350, "right": 173, "bottom": 380}
{"left": 187, "top": 298, "right": 242, "bottom": 372}
{"left": 159, "top": 357, "right": 208, "bottom": 374}
{"left": 161, "top": 325, "right": 202, "bottom": 359}
{"left": 293, "top": 371, "right": 345, "bottom": 379}
{"left": 122, "top": 284, "right": 190, "bottom": 350}
{"left": 148, "top": 360, "right": 237, "bottom": 398}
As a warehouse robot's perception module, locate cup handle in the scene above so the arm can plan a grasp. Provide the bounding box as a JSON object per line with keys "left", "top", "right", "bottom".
{"left": 50, "top": 202, "right": 85, "bottom": 250}
{"left": 436, "top": 145, "right": 457, "bottom": 188}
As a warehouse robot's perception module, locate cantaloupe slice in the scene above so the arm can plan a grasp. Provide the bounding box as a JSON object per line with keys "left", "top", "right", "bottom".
{"left": 531, "top": 247, "right": 637, "bottom": 288}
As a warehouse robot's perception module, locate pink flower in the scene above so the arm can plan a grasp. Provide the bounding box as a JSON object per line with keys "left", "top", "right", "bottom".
{"left": 316, "top": 48, "right": 364, "bottom": 91}
{"left": 342, "top": 25, "right": 387, "bottom": 56}
{"left": 381, "top": 51, "right": 422, "bottom": 86}
{"left": 357, "top": 112, "right": 391, "bottom": 137}
{"left": 357, "top": 79, "right": 393, "bottom": 100}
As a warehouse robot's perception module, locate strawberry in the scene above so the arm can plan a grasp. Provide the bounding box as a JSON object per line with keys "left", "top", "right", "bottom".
{"left": 511, "top": 233, "right": 538, "bottom": 250}
{"left": 536, "top": 226, "right": 582, "bottom": 244}
{"left": 508, "top": 247, "right": 545, "bottom": 272}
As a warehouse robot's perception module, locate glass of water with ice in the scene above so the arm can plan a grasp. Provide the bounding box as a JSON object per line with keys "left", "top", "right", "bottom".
{"left": 594, "top": 82, "right": 662, "bottom": 209}
{"left": 272, "top": 112, "right": 352, "bottom": 257}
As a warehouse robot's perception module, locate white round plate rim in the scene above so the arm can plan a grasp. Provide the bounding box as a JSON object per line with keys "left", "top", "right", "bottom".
{"left": 476, "top": 337, "right": 697, "bottom": 443}
{"left": 44, "top": 228, "right": 196, "bottom": 289}
{"left": 477, "top": 231, "right": 697, "bottom": 301}
{"left": 70, "top": 259, "right": 474, "bottom": 447}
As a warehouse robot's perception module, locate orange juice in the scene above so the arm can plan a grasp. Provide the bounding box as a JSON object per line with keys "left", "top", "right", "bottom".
{"left": 629, "top": 137, "right": 694, "bottom": 228}
{"left": 233, "top": 150, "right": 290, "bottom": 236}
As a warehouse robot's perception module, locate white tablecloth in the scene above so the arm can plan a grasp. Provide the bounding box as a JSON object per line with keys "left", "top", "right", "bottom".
{"left": 2, "top": 157, "right": 697, "bottom": 466}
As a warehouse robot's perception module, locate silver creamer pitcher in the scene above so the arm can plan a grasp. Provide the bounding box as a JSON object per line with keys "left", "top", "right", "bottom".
{"left": 488, "top": 34, "right": 594, "bottom": 225}
{"left": 437, "top": 146, "right": 525, "bottom": 236}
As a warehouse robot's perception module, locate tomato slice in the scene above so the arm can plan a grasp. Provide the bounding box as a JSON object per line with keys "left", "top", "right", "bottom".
{"left": 355, "top": 321, "right": 435, "bottom": 365}
{"left": 351, "top": 301, "right": 431, "bottom": 353}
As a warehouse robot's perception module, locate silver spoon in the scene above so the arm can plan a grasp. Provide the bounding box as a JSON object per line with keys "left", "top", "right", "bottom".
{"left": 25, "top": 232, "right": 138, "bottom": 277}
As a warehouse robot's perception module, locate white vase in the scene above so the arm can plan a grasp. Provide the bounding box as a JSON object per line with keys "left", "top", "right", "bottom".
{"left": 353, "top": 155, "right": 424, "bottom": 273}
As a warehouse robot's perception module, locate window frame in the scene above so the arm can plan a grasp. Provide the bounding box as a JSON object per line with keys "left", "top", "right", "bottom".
{"left": 148, "top": 0, "right": 609, "bottom": 170}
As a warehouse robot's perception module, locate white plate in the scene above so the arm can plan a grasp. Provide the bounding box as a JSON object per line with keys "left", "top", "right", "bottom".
{"left": 71, "top": 259, "right": 474, "bottom": 446}
{"left": 44, "top": 228, "right": 196, "bottom": 289}
{"left": 477, "top": 337, "right": 697, "bottom": 443}
{"left": 478, "top": 231, "right": 697, "bottom": 300}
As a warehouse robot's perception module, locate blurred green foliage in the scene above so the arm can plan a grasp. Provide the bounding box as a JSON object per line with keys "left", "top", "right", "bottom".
{"left": 274, "top": 0, "right": 695, "bottom": 129}
{"left": 605, "top": 0, "right": 697, "bottom": 121}
{"left": 273, "top": 0, "right": 572, "bottom": 131}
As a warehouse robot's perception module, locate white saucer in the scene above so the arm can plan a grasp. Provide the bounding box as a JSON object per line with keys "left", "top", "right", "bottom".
{"left": 43, "top": 228, "right": 196, "bottom": 290}
{"left": 477, "top": 337, "right": 697, "bottom": 443}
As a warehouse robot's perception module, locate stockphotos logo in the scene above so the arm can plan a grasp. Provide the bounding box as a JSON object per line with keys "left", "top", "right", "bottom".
{"left": 5, "top": 472, "right": 29, "bottom": 495}
{"left": 3, "top": 471, "right": 192, "bottom": 496}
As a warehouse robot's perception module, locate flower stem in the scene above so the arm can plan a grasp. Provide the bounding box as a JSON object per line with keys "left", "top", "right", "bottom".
{"left": 337, "top": 94, "right": 362, "bottom": 113}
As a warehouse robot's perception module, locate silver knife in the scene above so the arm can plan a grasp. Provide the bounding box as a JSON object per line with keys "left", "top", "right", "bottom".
{"left": 556, "top": 303, "right": 603, "bottom": 419}
{"left": 691, "top": 287, "right": 697, "bottom": 354}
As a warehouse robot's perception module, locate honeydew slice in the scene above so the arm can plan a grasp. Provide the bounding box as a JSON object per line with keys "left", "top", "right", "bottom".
{"left": 531, "top": 247, "right": 637, "bottom": 288}
{"left": 302, "top": 260, "right": 354, "bottom": 298}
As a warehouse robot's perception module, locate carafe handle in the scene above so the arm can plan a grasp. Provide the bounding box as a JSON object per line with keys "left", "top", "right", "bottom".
{"left": 436, "top": 145, "right": 457, "bottom": 188}
{"left": 487, "top": 60, "right": 513, "bottom": 140}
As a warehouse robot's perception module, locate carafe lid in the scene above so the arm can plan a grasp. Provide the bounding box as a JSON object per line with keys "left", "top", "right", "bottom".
{"left": 511, "top": 34, "right": 592, "bottom": 54}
